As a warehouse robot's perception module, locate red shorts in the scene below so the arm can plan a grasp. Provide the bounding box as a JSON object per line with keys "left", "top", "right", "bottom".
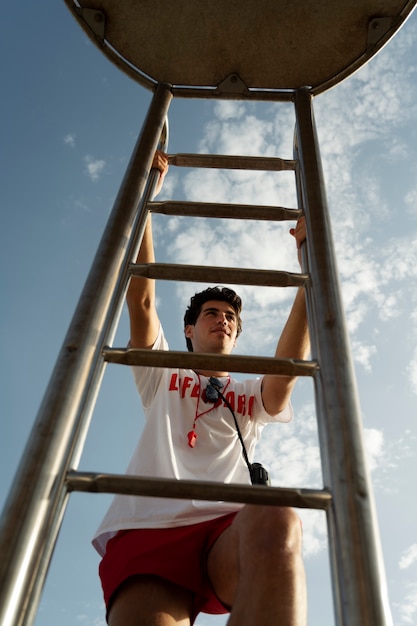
{"left": 99, "top": 512, "right": 237, "bottom": 623}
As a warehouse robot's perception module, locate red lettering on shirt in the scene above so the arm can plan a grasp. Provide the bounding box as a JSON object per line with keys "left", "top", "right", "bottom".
{"left": 169, "top": 373, "right": 179, "bottom": 391}
{"left": 190, "top": 383, "right": 200, "bottom": 398}
{"left": 224, "top": 391, "right": 235, "bottom": 411}
{"left": 181, "top": 376, "right": 193, "bottom": 398}
{"left": 168, "top": 374, "right": 256, "bottom": 418}
{"left": 237, "top": 394, "right": 246, "bottom": 415}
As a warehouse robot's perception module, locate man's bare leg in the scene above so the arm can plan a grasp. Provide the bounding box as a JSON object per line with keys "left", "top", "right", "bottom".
{"left": 207, "top": 505, "right": 307, "bottom": 626}
{"left": 108, "top": 575, "right": 194, "bottom": 626}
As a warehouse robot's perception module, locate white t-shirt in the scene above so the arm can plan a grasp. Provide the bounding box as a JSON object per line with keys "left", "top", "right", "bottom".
{"left": 92, "top": 325, "right": 292, "bottom": 556}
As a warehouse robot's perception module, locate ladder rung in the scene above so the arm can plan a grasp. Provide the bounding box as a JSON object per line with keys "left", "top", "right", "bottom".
{"left": 129, "top": 263, "right": 309, "bottom": 288}
{"left": 103, "top": 348, "right": 318, "bottom": 377}
{"left": 172, "top": 86, "right": 296, "bottom": 103}
{"left": 66, "top": 471, "right": 331, "bottom": 511}
{"left": 150, "top": 201, "right": 302, "bottom": 221}
{"left": 167, "top": 153, "right": 296, "bottom": 171}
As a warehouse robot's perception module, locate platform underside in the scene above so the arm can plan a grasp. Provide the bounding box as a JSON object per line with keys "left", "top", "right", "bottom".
{"left": 66, "top": 0, "right": 416, "bottom": 97}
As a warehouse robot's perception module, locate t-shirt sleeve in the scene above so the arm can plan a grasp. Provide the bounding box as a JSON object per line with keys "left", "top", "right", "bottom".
{"left": 241, "top": 376, "right": 293, "bottom": 425}
{"left": 266, "top": 400, "right": 293, "bottom": 423}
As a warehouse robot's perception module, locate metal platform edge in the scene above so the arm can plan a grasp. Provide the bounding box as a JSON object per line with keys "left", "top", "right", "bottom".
{"left": 64, "top": 0, "right": 416, "bottom": 98}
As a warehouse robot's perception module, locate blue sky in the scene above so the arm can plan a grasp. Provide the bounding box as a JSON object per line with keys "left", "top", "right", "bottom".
{"left": 1, "top": 3, "right": 417, "bottom": 625}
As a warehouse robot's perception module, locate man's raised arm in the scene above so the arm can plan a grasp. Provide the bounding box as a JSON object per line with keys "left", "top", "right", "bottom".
{"left": 126, "top": 151, "right": 169, "bottom": 349}
{"left": 261, "top": 217, "right": 311, "bottom": 415}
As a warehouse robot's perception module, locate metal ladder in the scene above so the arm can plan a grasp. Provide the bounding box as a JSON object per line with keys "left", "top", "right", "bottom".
{"left": 0, "top": 83, "right": 392, "bottom": 626}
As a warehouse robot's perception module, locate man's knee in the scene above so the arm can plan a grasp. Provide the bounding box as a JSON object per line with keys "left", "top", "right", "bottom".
{"left": 207, "top": 507, "right": 305, "bottom": 610}
{"left": 237, "top": 505, "right": 303, "bottom": 558}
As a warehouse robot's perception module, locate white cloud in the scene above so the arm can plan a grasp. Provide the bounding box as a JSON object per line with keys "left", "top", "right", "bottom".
{"left": 64, "top": 133, "right": 76, "bottom": 147}
{"left": 200, "top": 113, "right": 274, "bottom": 157}
{"left": 84, "top": 155, "right": 106, "bottom": 182}
{"left": 299, "top": 510, "right": 328, "bottom": 558}
{"left": 399, "top": 544, "right": 417, "bottom": 570}
{"left": 74, "top": 199, "right": 92, "bottom": 214}
{"left": 407, "top": 349, "right": 417, "bottom": 394}
{"left": 384, "top": 137, "right": 410, "bottom": 161}
{"left": 405, "top": 300, "right": 417, "bottom": 394}
{"left": 351, "top": 339, "right": 377, "bottom": 372}
{"left": 213, "top": 100, "right": 246, "bottom": 121}
{"left": 405, "top": 184, "right": 417, "bottom": 216}
{"left": 259, "top": 414, "right": 321, "bottom": 490}
{"left": 363, "top": 427, "right": 385, "bottom": 472}
{"left": 397, "top": 582, "right": 417, "bottom": 624}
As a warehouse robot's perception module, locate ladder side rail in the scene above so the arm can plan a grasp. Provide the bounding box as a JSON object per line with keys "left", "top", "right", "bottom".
{"left": 294, "top": 86, "right": 392, "bottom": 626}
{"left": 24, "top": 138, "right": 169, "bottom": 626}
{"left": 293, "top": 139, "right": 331, "bottom": 480}
{"left": 294, "top": 138, "right": 344, "bottom": 618}
{"left": 0, "top": 83, "right": 173, "bottom": 626}
{"left": 294, "top": 99, "right": 351, "bottom": 625}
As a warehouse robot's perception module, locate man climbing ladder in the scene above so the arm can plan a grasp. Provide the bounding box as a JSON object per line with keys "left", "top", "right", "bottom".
{"left": 93, "top": 151, "right": 310, "bottom": 625}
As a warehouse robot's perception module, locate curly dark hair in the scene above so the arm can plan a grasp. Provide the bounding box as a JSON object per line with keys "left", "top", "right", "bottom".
{"left": 183, "top": 286, "right": 243, "bottom": 352}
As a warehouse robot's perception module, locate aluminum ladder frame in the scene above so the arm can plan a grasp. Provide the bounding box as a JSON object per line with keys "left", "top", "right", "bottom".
{"left": 0, "top": 83, "right": 392, "bottom": 626}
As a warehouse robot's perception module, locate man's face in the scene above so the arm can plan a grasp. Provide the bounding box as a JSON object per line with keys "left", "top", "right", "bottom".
{"left": 184, "top": 300, "right": 238, "bottom": 354}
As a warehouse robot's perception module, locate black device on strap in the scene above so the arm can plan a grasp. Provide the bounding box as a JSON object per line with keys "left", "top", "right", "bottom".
{"left": 205, "top": 377, "right": 270, "bottom": 486}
